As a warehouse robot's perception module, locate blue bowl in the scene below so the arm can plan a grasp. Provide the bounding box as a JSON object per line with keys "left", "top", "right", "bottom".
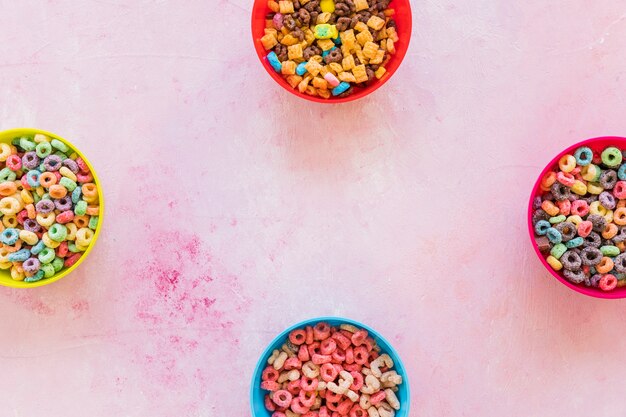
{"left": 250, "top": 316, "right": 411, "bottom": 416}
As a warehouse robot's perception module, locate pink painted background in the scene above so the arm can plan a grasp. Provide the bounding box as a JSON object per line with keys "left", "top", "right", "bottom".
{"left": 1, "top": 1, "right": 626, "bottom": 416}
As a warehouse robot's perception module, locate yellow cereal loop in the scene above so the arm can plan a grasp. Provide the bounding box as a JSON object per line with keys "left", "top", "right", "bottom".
{"left": 558, "top": 154, "right": 576, "bottom": 172}
{"left": 566, "top": 215, "right": 583, "bottom": 226}
{"left": 0, "top": 197, "right": 20, "bottom": 215}
{"left": 590, "top": 201, "right": 607, "bottom": 216}
{"left": 0, "top": 144, "right": 11, "bottom": 162}
{"left": 33, "top": 134, "right": 50, "bottom": 143}
{"left": 20, "top": 189, "right": 33, "bottom": 205}
{"left": 587, "top": 182, "right": 604, "bottom": 195}
{"left": 18, "top": 230, "right": 38, "bottom": 246}
{"left": 2, "top": 215, "right": 17, "bottom": 229}
{"left": 75, "top": 228, "right": 94, "bottom": 247}
{"left": 36, "top": 212, "right": 56, "bottom": 228}
{"left": 59, "top": 166, "right": 77, "bottom": 182}
{"left": 42, "top": 233, "right": 60, "bottom": 249}
{"left": 604, "top": 210, "right": 614, "bottom": 224}
{"left": 571, "top": 180, "right": 587, "bottom": 195}
{"left": 546, "top": 255, "right": 563, "bottom": 271}
{"left": 0, "top": 261, "right": 12, "bottom": 270}
{"left": 66, "top": 222, "right": 77, "bottom": 241}
{"left": 10, "top": 265, "right": 24, "bottom": 281}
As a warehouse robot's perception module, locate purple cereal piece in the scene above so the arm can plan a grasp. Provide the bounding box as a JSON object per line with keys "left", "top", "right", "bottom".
{"left": 35, "top": 199, "right": 55, "bottom": 214}
{"left": 22, "top": 152, "right": 40, "bottom": 170}
{"left": 561, "top": 251, "right": 582, "bottom": 270}
{"left": 22, "top": 258, "right": 40, "bottom": 274}
{"left": 564, "top": 269, "right": 586, "bottom": 284}
{"left": 62, "top": 158, "right": 79, "bottom": 174}
{"left": 273, "top": 13, "right": 284, "bottom": 29}
{"left": 580, "top": 247, "right": 602, "bottom": 266}
{"left": 23, "top": 219, "right": 41, "bottom": 233}
{"left": 43, "top": 155, "right": 62, "bottom": 172}
{"left": 532, "top": 196, "right": 542, "bottom": 210}
{"left": 599, "top": 191, "right": 616, "bottom": 210}
{"left": 589, "top": 274, "right": 602, "bottom": 287}
{"left": 54, "top": 196, "right": 72, "bottom": 211}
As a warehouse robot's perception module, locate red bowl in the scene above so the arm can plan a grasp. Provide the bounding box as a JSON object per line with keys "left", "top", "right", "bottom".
{"left": 251, "top": 0, "right": 412, "bottom": 103}
{"left": 528, "top": 136, "right": 626, "bottom": 299}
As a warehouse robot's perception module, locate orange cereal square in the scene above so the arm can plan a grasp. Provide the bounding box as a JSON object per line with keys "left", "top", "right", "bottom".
{"left": 298, "top": 75, "right": 312, "bottom": 93}
{"left": 328, "top": 62, "right": 343, "bottom": 73}
{"left": 342, "top": 54, "right": 355, "bottom": 71}
{"left": 386, "top": 38, "right": 396, "bottom": 54}
{"left": 352, "top": 64, "right": 368, "bottom": 83}
{"left": 279, "top": 1, "right": 294, "bottom": 14}
{"left": 318, "top": 88, "right": 331, "bottom": 99}
{"left": 354, "top": 0, "right": 369, "bottom": 12}
{"left": 375, "top": 67, "right": 387, "bottom": 79}
{"left": 362, "top": 41, "right": 379, "bottom": 59}
{"left": 356, "top": 30, "right": 373, "bottom": 46}
{"left": 387, "top": 27, "right": 399, "bottom": 42}
{"left": 288, "top": 44, "right": 304, "bottom": 61}
{"left": 281, "top": 60, "right": 297, "bottom": 75}
{"left": 286, "top": 75, "right": 303, "bottom": 88}
{"left": 369, "top": 49, "right": 385, "bottom": 64}
{"left": 354, "top": 21, "right": 369, "bottom": 32}
{"left": 317, "top": 39, "right": 335, "bottom": 51}
{"left": 367, "top": 16, "right": 385, "bottom": 31}
{"left": 340, "top": 29, "right": 356, "bottom": 48}
{"left": 304, "top": 59, "right": 323, "bottom": 76}
{"left": 312, "top": 77, "right": 328, "bottom": 90}
{"left": 338, "top": 71, "right": 356, "bottom": 83}
{"left": 261, "top": 34, "right": 278, "bottom": 50}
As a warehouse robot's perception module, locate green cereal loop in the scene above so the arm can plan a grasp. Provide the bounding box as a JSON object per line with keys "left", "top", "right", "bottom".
{"left": 52, "top": 257, "right": 64, "bottom": 272}
{"left": 48, "top": 223, "right": 67, "bottom": 242}
{"left": 41, "top": 263, "right": 55, "bottom": 278}
{"left": 601, "top": 147, "right": 623, "bottom": 168}
{"left": 549, "top": 215, "right": 566, "bottom": 224}
{"left": 59, "top": 177, "right": 77, "bottom": 191}
{"left": 38, "top": 247, "right": 55, "bottom": 264}
{"left": 74, "top": 200, "right": 87, "bottom": 216}
{"left": 68, "top": 242, "right": 81, "bottom": 253}
{"left": 35, "top": 142, "right": 52, "bottom": 158}
{"left": 0, "top": 168, "right": 15, "bottom": 182}
{"left": 11, "top": 138, "right": 20, "bottom": 146}
{"left": 19, "top": 137, "right": 36, "bottom": 151}
{"left": 51, "top": 139, "right": 69, "bottom": 153}
{"left": 600, "top": 245, "right": 620, "bottom": 257}
{"left": 88, "top": 216, "right": 99, "bottom": 230}
{"left": 550, "top": 243, "right": 567, "bottom": 259}
{"left": 41, "top": 193, "right": 50, "bottom": 201}
{"left": 53, "top": 151, "right": 67, "bottom": 158}
{"left": 33, "top": 193, "right": 41, "bottom": 204}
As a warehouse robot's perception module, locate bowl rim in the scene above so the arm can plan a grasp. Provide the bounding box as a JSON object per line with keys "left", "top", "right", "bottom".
{"left": 250, "top": 0, "right": 413, "bottom": 104}
{"left": 0, "top": 127, "right": 104, "bottom": 289}
{"left": 527, "top": 135, "right": 626, "bottom": 299}
{"left": 249, "top": 315, "right": 411, "bottom": 416}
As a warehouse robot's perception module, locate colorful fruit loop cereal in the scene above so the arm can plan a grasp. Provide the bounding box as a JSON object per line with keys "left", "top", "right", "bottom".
{"left": 532, "top": 146, "right": 626, "bottom": 291}
{"left": 260, "top": 0, "right": 399, "bottom": 99}
{"left": 260, "top": 322, "right": 403, "bottom": 417}
{"left": 0, "top": 134, "right": 99, "bottom": 283}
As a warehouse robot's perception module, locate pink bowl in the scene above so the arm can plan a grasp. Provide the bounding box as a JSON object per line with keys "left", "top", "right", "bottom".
{"left": 528, "top": 136, "right": 626, "bottom": 299}
{"left": 251, "top": 0, "right": 412, "bottom": 103}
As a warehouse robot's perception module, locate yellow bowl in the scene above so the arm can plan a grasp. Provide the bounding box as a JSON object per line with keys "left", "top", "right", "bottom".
{"left": 0, "top": 128, "right": 104, "bottom": 288}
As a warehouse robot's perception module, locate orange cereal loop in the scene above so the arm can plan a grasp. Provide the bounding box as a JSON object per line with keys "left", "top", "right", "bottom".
{"left": 73, "top": 215, "right": 89, "bottom": 228}
{"left": 614, "top": 207, "right": 626, "bottom": 225}
{"left": 82, "top": 183, "right": 98, "bottom": 198}
{"left": 25, "top": 204, "right": 36, "bottom": 219}
{"left": 618, "top": 200, "right": 626, "bottom": 209}
{"left": 86, "top": 206, "right": 100, "bottom": 216}
{"left": 49, "top": 184, "right": 67, "bottom": 199}
{"left": 0, "top": 182, "right": 17, "bottom": 197}
{"left": 597, "top": 257, "right": 614, "bottom": 274}
{"left": 617, "top": 241, "right": 626, "bottom": 252}
{"left": 39, "top": 172, "right": 57, "bottom": 188}
{"left": 541, "top": 200, "right": 560, "bottom": 217}
{"left": 3, "top": 241, "right": 21, "bottom": 253}
{"left": 602, "top": 223, "right": 618, "bottom": 239}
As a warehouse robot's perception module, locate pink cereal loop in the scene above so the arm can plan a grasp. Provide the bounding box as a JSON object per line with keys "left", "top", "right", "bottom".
{"left": 273, "top": 390, "right": 293, "bottom": 408}
{"left": 577, "top": 221, "right": 593, "bottom": 238}
{"left": 351, "top": 330, "right": 368, "bottom": 346}
{"left": 556, "top": 199, "right": 571, "bottom": 216}
{"left": 570, "top": 200, "right": 589, "bottom": 217}
{"left": 369, "top": 390, "right": 387, "bottom": 405}
{"left": 614, "top": 181, "right": 626, "bottom": 199}
{"left": 556, "top": 171, "right": 575, "bottom": 186}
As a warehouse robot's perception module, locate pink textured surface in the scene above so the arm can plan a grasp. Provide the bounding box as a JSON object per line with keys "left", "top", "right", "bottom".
{"left": 0, "top": 1, "right": 625, "bottom": 416}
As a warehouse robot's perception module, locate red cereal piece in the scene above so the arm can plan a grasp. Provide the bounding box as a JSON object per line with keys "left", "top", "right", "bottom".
{"left": 345, "top": 347, "right": 354, "bottom": 364}
{"left": 64, "top": 253, "right": 82, "bottom": 268}
{"left": 291, "top": 397, "right": 310, "bottom": 414}
{"left": 332, "top": 332, "right": 351, "bottom": 350}
{"left": 319, "top": 407, "right": 331, "bottom": 417}
{"left": 331, "top": 348, "right": 346, "bottom": 364}
{"left": 350, "top": 330, "right": 368, "bottom": 346}
{"left": 308, "top": 342, "right": 321, "bottom": 357}
{"left": 56, "top": 241, "right": 69, "bottom": 258}
{"left": 21, "top": 175, "right": 31, "bottom": 190}
{"left": 312, "top": 354, "right": 332, "bottom": 365}
{"left": 16, "top": 209, "right": 28, "bottom": 225}
{"left": 272, "top": 412, "right": 287, "bottom": 417}
{"left": 336, "top": 399, "right": 353, "bottom": 415}
{"left": 349, "top": 371, "right": 363, "bottom": 391}
{"left": 287, "top": 380, "right": 301, "bottom": 395}
{"left": 262, "top": 366, "right": 280, "bottom": 382}
{"left": 301, "top": 377, "right": 319, "bottom": 391}
{"left": 273, "top": 390, "right": 293, "bottom": 408}
{"left": 76, "top": 157, "right": 90, "bottom": 173}
{"left": 343, "top": 363, "right": 362, "bottom": 372}
{"left": 353, "top": 346, "right": 369, "bottom": 365}
{"left": 349, "top": 404, "right": 367, "bottom": 417}
{"left": 6, "top": 154, "right": 21, "bottom": 171}
{"left": 284, "top": 357, "right": 302, "bottom": 370}
{"left": 320, "top": 338, "right": 337, "bottom": 355}
{"left": 299, "top": 390, "right": 317, "bottom": 408}
{"left": 265, "top": 394, "right": 277, "bottom": 412}
{"left": 305, "top": 326, "right": 314, "bottom": 345}
{"left": 261, "top": 380, "right": 280, "bottom": 391}
{"left": 53, "top": 171, "right": 62, "bottom": 182}
{"left": 600, "top": 274, "right": 618, "bottom": 291}
{"left": 614, "top": 181, "right": 626, "bottom": 199}
{"left": 325, "top": 391, "right": 343, "bottom": 403}
{"left": 313, "top": 322, "right": 331, "bottom": 341}
{"left": 289, "top": 329, "right": 307, "bottom": 345}
{"left": 56, "top": 210, "right": 75, "bottom": 224}
{"left": 369, "top": 390, "right": 386, "bottom": 405}
{"left": 320, "top": 363, "right": 338, "bottom": 382}
{"left": 577, "top": 221, "right": 593, "bottom": 238}
{"left": 556, "top": 199, "right": 571, "bottom": 216}
{"left": 298, "top": 344, "right": 311, "bottom": 362}
{"left": 570, "top": 200, "right": 589, "bottom": 217}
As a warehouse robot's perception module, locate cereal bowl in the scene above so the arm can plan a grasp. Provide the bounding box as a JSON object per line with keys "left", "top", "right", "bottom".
{"left": 528, "top": 136, "right": 626, "bottom": 299}
{"left": 251, "top": 316, "right": 410, "bottom": 416}
{"left": 251, "top": 0, "right": 412, "bottom": 103}
{"left": 0, "top": 128, "right": 104, "bottom": 288}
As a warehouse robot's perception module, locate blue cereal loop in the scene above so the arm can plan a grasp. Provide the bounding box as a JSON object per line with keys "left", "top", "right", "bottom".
{"left": 332, "top": 82, "right": 350, "bottom": 96}
{"left": 618, "top": 164, "right": 626, "bottom": 181}
{"left": 574, "top": 147, "right": 593, "bottom": 166}
{"left": 296, "top": 62, "right": 308, "bottom": 76}
{"left": 322, "top": 47, "right": 336, "bottom": 58}
{"left": 546, "top": 227, "right": 562, "bottom": 244}
{"left": 24, "top": 270, "right": 45, "bottom": 283}
{"left": 71, "top": 186, "right": 82, "bottom": 204}
{"left": 565, "top": 237, "right": 584, "bottom": 248}
{"left": 30, "top": 240, "right": 46, "bottom": 255}
{"left": 26, "top": 170, "right": 41, "bottom": 187}
{"left": 267, "top": 51, "right": 282, "bottom": 73}
{"left": 1, "top": 228, "right": 19, "bottom": 245}
{"left": 333, "top": 36, "right": 342, "bottom": 45}
{"left": 534, "top": 220, "right": 551, "bottom": 236}
{"left": 8, "top": 249, "right": 31, "bottom": 262}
